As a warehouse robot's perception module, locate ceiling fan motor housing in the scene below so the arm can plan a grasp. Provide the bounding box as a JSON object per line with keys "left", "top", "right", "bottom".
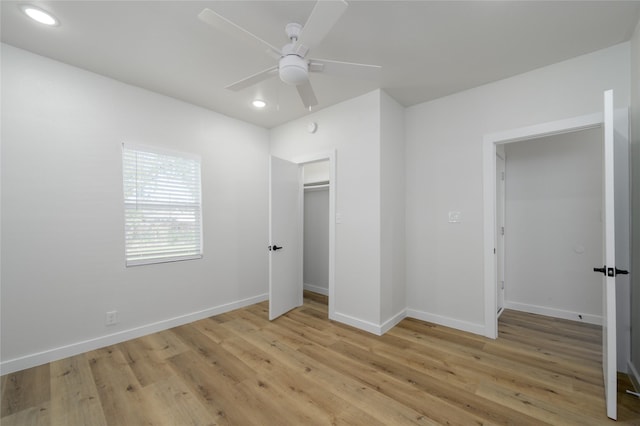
{"left": 285, "top": 22, "right": 302, "bottom": 41}
{"left": 279, "top": 54, "right": 308, "bottom": 85}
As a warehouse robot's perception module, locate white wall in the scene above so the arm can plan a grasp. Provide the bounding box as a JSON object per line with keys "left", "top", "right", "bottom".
{"left": 405, "top": 42, "right": 631, "bottom": 334}
{"left": 503, "top": 129, "right": 603, "bottom": 324}
{"left": 0, "top": 44, "right": 269, "bottom": 373}
{"left": 271, "top": 89, "right": 406, "bottom": 333}
{"left": 270, "top": 90, "right": 383, "bottom": 330}
{"left": 303, "top": 161, "right": 330, "bottom": 184}
{"left": 629, "top": 18, "right": 640, "bottom": 385}
{"left": 380, "top": 91, "right": 406, "bottom": 327}
{"left": 303, "top": 188, "right": 329, "bottom": 295}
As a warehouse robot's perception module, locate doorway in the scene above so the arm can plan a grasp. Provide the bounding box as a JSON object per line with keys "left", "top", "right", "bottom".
{"left": 295, "top": 151, "right": 336, "bottom": 319}
{"left": 497, "top": 128, "right": 604, "bottom": 326}
{"left": 483, "top": 112, "right": 608, "bottom": 338}
{"left": 269, "top": 151, "right": 336, "bottom": 321}
{"left": 303, "top": 160, "right": 330, "bottom": 303}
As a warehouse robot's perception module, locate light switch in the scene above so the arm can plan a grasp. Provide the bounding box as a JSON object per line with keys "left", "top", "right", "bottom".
{"left": 448, "top": 211, "right": 462, "bottom": 223}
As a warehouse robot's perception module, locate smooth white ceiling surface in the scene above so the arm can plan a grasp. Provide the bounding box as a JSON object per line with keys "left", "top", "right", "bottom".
{"left": 2, "top": 1, "right": 639, "bottom": 128}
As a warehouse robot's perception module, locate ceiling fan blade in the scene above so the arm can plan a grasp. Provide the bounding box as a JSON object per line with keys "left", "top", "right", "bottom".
{"left": 198, "top": 8, "right": 281, "bottom": 58}
{"left": 296, "top": 81, "right": 318, "bottom": 108}
{"left": 296, "top": 0, "right": 348, "bottom": 52}
{"left": 309, "top": 58, "right": 381, "bottom": 80}
{"left": 225, "top": 66, "right": 279, "bottom": 91}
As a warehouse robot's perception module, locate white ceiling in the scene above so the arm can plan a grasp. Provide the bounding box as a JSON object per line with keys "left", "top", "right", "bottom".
{"left": 2, "top": 1, "right": 639, "bottom": 128}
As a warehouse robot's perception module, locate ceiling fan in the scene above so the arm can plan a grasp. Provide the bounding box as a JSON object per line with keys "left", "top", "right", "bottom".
{"left": 198, "top": 0, "right": 381, "bottom": 109}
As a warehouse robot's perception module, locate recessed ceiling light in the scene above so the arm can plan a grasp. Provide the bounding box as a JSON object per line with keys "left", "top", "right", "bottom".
{"left": 252, "top": 99, "right": 267, "bottom": 109}
{"left": 20, "top": 5, "right": 59, "bottom": 26}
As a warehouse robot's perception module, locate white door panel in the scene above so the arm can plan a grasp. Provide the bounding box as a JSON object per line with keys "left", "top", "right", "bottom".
{"left": 599, "top": 89, "right": 622, "bottom": 420}
{"left": 613, "top": 107, "right": 631, "bottom": 373}
{"left": 269, "top": 156, "right": 303, "bottom": 320}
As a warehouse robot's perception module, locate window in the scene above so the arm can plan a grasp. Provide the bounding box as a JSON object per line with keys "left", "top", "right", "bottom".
{"left": 122, "top": 144, "right": 202, "bottom": 266}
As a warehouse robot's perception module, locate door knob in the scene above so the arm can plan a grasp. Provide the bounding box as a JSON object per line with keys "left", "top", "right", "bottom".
{"left": 593, "top": 266, "right": 629, "bottom": 276}
{"left": 271, "top": 245, "right": 283, "bottom": 251}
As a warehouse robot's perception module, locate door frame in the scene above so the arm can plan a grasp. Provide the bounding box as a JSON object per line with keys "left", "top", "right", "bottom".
{"left": 294, "top": 150, "right": 337, "bottom": 321}
{"left": 482, "top": 112, "right": 604, "bottom": 339}
{"left": 495, "top": 150, "right": 506, "bottom": 317}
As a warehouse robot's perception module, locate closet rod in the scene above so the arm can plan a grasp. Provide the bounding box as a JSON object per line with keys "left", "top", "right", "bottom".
{"left": 304, "top": 183, "right": 330, "bottom": 190}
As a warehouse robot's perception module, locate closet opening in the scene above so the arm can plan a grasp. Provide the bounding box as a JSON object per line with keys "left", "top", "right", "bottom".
{"left": 499, "top": 128, "right": 604, "bottom": 327}
{"left": 302, "top": 160, "right": 331, "bottom": 311}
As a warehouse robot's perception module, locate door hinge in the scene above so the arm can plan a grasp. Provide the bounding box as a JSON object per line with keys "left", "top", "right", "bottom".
{"left": 501, "top": 171, "right": 505, "bottom": 181}
{"left": 500, "top": 226, "right": 505, "bottom": 236}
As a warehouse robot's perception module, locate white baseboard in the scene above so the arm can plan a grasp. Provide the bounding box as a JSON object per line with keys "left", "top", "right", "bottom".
{"left": 303, "top": 283, "right": 329, "bottom": 296}
{"left": 406, "top": 309, "right": 486, "bottom": 336}
{"left": 0, "top": 293, "right": 268, "bottom": 375}
{"left": 332, "top": 309, "right": 407, "bottom": 336}
{"left": 380, "top": 309, "right": 407, "bottom": 335}
{"left": 504, "top": 301, "right": 602, "bottom": 325}
{"left": 628, "top": 361, "right": 640, "bottom": 393}
{"left": 331, "top": 311, "right": 386, "bottom": 336}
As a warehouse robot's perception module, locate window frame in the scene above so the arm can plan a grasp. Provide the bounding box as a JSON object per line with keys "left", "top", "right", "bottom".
{"left": 122, "top": 143, "right": 203, "bottom": 267}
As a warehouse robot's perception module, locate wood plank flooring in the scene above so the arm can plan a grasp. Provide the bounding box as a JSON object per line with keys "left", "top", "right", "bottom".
{"left": 2, "top": 291, "right": 639, "bottom": 425}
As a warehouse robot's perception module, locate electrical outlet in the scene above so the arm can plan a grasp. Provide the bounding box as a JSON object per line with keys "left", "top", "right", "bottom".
{"left": 105, "top": 310, "right": 118, "bottom": 326}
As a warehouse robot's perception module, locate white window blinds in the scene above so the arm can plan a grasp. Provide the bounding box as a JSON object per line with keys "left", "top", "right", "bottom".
{"left": 122, "top": 144, "right": 202, "bottom": 266}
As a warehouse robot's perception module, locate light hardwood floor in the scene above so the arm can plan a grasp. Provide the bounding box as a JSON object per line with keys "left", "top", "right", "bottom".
{"left": 2, "top": 291, "right": 639, "bottom": 425}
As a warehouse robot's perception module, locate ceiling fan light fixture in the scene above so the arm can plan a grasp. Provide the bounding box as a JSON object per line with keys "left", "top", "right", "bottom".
{"left": 252, "top": 99, "right": 267, "bottom": 108}
{"left": 20, "top": 5, "right": 59, "bottom": 26}
{"left": 279, "top": 55, "right": 308, "bottom": 85}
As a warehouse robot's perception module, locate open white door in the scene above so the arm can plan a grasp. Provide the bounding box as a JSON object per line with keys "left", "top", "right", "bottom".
{"left": 598, "top": 89, "right": 618, "bottom": 420}
{"left": 269, "top": 156, "right": 303, "bottom": 320}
